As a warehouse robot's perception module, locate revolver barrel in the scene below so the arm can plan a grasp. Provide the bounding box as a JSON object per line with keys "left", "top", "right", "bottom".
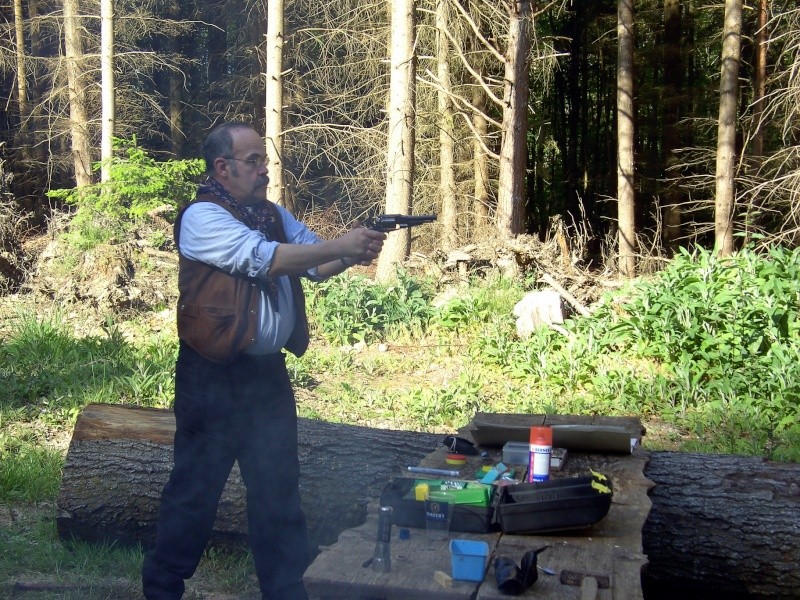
{"left": 369, "top": 214, "right": 437, "bottom": 232}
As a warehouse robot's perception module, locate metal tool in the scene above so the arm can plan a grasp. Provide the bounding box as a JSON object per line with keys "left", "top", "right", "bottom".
{"left": 407, "top": 466, "right": 460, "bottom": 477}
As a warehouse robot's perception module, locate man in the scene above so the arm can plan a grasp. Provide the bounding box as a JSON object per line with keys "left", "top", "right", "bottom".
{"left": 142, "top": 121, "right": 386, "bottom": 600}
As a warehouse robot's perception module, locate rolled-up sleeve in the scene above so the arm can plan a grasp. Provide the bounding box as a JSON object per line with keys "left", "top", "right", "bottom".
{"left": 274, "top": 204, "right": 326, "bottom": 281}
{"left": 179, "top": 203, "right": 277, "bottom": 279}
{"left": 179, "top": 202, "right": 326, "bottom": 280}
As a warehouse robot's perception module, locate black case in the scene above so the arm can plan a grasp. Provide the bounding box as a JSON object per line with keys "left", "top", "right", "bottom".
{"left": 380, "top": 474, "right": 612, "bottom": 535}
{"left": 492, "top": 475, "right": 613, "bottom": 534}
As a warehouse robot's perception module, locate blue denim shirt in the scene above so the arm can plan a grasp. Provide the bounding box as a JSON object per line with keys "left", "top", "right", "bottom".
{"left": 179, "top": 201, "right": 323, "bottom": 354}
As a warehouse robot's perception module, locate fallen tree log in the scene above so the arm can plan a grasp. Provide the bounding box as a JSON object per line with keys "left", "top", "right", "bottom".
{"left": 641, "top": 451, "right": 800, "bottom": 599}
{"left": 56, "top": 403, "right": 440, "bottom": 554}
{"left": 57, "top": 404, "right": 800, "bottom": 599}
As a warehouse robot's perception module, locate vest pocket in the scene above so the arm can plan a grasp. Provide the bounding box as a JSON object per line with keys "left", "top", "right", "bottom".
{"left": 178, "top": 303, "right": 242, "bottom": 363}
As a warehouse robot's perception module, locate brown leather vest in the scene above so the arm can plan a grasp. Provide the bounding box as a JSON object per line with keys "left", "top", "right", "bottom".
{"left": 174, "top": 195, "right": 309, "bottom": 363}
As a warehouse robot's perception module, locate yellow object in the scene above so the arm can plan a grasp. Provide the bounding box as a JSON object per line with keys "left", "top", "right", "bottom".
{"left": 446, "top": 454, "right": 467, "bottom": 465}
{"left": 434, "top": 570, "right": 453, "bottom": 588}
{"left": 590, "top": 470, "right": 612, "bottom": 494}
{"left": 414, "top": 483, "right": 430, "bottom": 501}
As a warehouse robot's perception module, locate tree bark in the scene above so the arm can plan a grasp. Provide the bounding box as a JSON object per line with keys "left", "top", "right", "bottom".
{"left": 617, "top": 0, "right": 636, "bottom": 277}
{"left": 100, "top": 0, "right": 115, "bottom": 184}
{"left": 437, "top": 0, "right": 458, "bottom": 252}
{"left": 642, "top": 451, "right": 800, "bottom": 599}
{"left": 166, "top": 0, "right": 185, "bottom": 159}
{"left": 467, "top": 0, "right": 491, "bottom": 239}
{"left": 63, "top": 0, "right": 92, "bottom": 188}
{"left": 376, "top": 0, "right": 417, "bottom": 282}
{"left": 496, "top": 0, "right": 530, "bottom": 239}
{"left": 743, "top": 0, "right": 768, "bottom": 244}
{"left": 13, "top": 0, "right": 30, "bottom": 162}
{"left": 472, "top": 78, "right": 491, "bottom": 238}
{"left": 714, "top": 0, "right": 742, "bottom": 257}
{"left": 662, "top": 0, "right": 683, "bottom": 253}
{"left": 265, "top": 0, "right": 287, "bottom": 209}
{"left": 751, "top": 0, "right": 767, "bottom": 161}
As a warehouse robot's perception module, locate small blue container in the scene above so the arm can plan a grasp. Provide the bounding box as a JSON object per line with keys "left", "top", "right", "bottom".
{"left": 449, "top": 539, "right": 489, "bottom": 582}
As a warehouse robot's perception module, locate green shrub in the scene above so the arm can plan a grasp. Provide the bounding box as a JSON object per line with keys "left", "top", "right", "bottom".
{"left": 48, "top": 137, "right": 204, "bottom": 249}
{"left": 482, "top": 245, "right": 800, "bottom": 458}
{"left": 307, "top": 267, "right": 435, "bottom": 344}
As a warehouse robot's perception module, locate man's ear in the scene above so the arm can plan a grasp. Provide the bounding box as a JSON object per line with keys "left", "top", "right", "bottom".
{"left": 212, "top": 157, "right": 229, "bottom": 177}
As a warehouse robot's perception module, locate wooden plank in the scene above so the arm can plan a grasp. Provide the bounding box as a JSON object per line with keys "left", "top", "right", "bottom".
{"left": 476, "top": 444, "right": 652, "bottom": 600}
{"left": 478, "top": 537, "right": 614, "bottom": 600}
{"left": 304, "top": 502, "right": 498, "bottom": 600}
{"left": 467, "top": 413, "right": 644, "bottom": 448}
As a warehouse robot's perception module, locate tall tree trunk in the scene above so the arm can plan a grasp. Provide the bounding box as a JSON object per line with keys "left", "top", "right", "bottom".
{"left": 27, "top": 0, "right": 47, "bottom": 168}
{"left": 100, "top": 0, "right": 114, "bottom": 184}
{"left": 744, "top": 0, "right": 768, "bottom": 243}
{"left": 714, "top": 0, "right": 742, "bottom": 256}
{"left": 469, "top": 0, "right": 490, "bottom": 239}
{"left": 617, "top": 0, "right": 636, "bottom": 277}
{"left": 265, "top": 0, "right": 287, "bottom": 208}
{"left": 437, "top": 0, "right": 457, "bottom": 251}
{"left": 169, "top": 73, "right": 184, "bottom": 158}
{"left": 564, "top": 6, "right": 583, "bottom": 222}
{"left": 496, "top": 0, "right": 531, "bottom": 238}
{"left": 472, "top": 82, "right": 490, "bottom": 238}
{"left": 376, "top": 0, "right": 416, "bottom": 282}
{"left": 751, "top": 0, "right": 767, "bottom": 160}
{"left": 63, "top": 0, "right": 92, "bottom": 188}
{"left": 13, "top": 0, "right": 30, "bottom": 162}
{"left": 167, "top": 0, "right": 185, "bottom": 158}
{"left": 662, "top": 0, "right": 683, "bottom": 254}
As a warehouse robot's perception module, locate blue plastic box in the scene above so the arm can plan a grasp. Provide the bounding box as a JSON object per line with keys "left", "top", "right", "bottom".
{"left": 449, "top": 539, "right": 489, "bottom": 582}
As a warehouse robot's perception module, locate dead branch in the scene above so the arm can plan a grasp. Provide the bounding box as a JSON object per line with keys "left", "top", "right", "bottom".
{"left": 540, "top": 271, "right": 591, "bottom": 317}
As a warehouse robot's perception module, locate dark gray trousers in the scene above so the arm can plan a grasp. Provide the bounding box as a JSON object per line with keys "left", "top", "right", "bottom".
{"left": 142, "top": 342, "right": 309, "bottom": 600}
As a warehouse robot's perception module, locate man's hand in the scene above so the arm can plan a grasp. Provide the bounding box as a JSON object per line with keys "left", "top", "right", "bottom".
{"left": 341, "top": 222, "right": 386, "bottom": 266}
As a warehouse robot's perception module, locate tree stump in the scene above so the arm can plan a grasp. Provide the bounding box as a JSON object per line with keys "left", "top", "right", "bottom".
{"left": 56, "top": 403, "right": 441, "bottom": 554}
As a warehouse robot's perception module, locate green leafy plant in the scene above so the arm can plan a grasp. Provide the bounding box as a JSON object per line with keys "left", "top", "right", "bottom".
{"left": 307, "top": 266, "right": 435, "bottom": 344}
{"left": 47, "top": 137, "right": 204, "bottom": 249}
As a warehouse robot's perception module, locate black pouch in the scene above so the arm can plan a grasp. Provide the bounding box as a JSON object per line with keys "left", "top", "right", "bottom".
{"left": 494, "top": 556, "right": 524, "bottom": 596}
{"left": 442, "top": 435, "right": 479, "bottom": 455}
{"left": 494, "top": 546, "right": 548, "bottom": 596}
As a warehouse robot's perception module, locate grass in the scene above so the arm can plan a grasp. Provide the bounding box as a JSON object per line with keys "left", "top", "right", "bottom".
{"left": 1, "top": 246, "right": 799, "bottom": 596}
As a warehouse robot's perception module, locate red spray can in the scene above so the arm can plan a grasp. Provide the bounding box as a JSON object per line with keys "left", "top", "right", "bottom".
{"left": 527, "top": 425, "right": 552, "bottom": 483}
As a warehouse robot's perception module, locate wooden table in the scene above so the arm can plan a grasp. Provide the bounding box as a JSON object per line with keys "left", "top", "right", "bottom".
{"left": 304, "top": 415, "right": 653, "bottom": 600}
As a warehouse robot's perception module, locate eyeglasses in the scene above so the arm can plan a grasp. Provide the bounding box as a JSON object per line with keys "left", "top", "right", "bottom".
{"left": 224, "top": 156, "right": 267, "bottom": 168}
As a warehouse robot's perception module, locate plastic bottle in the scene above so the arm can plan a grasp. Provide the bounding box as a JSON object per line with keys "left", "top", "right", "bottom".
{"left": 527, "top": 425, "right": 552, "bottom": 483}
{"left": 371, "top": 505, "right": 393, "bottom": 572}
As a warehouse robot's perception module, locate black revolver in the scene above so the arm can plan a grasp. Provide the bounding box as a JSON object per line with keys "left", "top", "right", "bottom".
{"left": 367, "top": 214, "right": 437, "bottom": 232}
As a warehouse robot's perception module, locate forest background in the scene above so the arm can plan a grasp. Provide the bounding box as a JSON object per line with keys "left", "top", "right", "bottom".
{"left": 0, "top": 0, "right": 799, "bottom": 268}
{"left": 0, "top": 0, "right": 800, "bottom": 597}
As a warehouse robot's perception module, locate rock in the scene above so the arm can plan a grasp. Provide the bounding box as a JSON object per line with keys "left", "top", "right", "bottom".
{"left": 513, "top": 290, "right": 564, "bottom": 336}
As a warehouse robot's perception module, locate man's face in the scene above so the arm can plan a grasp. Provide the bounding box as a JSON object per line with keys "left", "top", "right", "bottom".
{"left": 216, "top": 128, "right": 270, "bottom": 205}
